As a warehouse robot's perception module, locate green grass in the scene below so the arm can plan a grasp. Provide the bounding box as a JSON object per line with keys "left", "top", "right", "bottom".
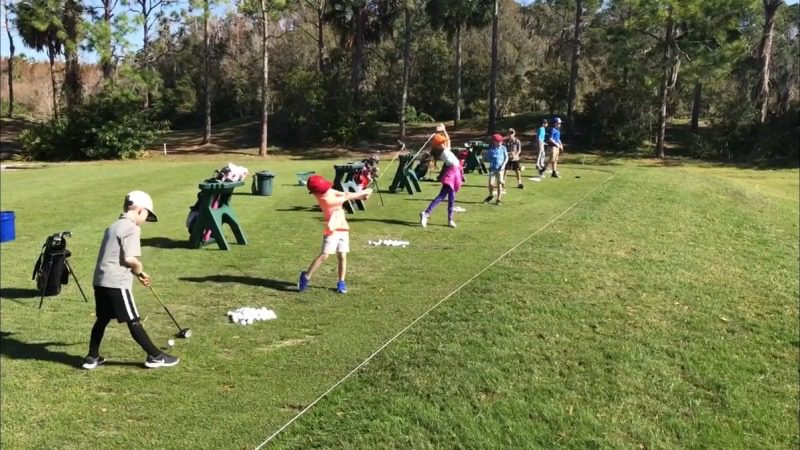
{"left": 1, "top": 155, "right": 797, "bottom": 449}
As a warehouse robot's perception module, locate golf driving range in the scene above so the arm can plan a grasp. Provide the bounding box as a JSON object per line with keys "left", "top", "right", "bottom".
{"left": 0, "top": 156, "right": 797, "bottom": 449}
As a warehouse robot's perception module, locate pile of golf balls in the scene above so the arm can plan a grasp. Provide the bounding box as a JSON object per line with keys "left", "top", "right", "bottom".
{"left": 367, "top": 239, "right": 409, "bottom": 248}
{"left": 227, "top": 307, "right": 277, "bottom": 325}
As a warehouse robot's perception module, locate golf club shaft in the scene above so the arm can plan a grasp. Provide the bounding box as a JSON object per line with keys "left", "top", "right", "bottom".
{"left": 381, "top": 142, "right": 405, "bottom": 174}
{"left": 405, "top": 133, "right": 435, "bottom": 170}
{"left": 148, "top": 285, "right": 184, "bottom": 331}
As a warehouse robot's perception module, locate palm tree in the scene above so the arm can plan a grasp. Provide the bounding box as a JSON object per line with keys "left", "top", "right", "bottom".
{"left": 14, "top": 0, "right": 64, "bottom": 118}
{"left": 425, "top": 0, "right": 493, "bottom": 128}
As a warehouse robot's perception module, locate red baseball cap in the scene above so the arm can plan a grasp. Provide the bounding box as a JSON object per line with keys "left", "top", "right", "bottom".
{"left": 491, "top": 133, "right": 504, "bottom": 143}
{"left": 307, "top": 175, "right": 332, "bottom": 194}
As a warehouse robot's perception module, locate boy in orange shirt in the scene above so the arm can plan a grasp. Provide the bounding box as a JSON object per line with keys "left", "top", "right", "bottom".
{"left": 298, "top": 175, "right": 372, "bottom": 294}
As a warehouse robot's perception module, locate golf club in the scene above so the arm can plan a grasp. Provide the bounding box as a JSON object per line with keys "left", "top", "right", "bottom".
{"left": 381, "top": 140, "right": 406, "bottom": 174}
{"left": 404, "top": 133, "right": 435, "bottom": 170}
{"left": 147, "top": 285, "right": 192, "bottom": 338}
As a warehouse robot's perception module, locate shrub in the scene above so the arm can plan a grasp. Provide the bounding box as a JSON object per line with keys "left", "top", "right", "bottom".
{"left": 20, "top": 86, "right": 168, "bottom": 161}
{"left": 578, "top": 84, "right": 655, "bottom": 150}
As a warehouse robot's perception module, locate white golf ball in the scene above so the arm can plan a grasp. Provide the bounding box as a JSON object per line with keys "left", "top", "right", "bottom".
{"left": 167, "top": 339, "right": 175, "bottom": 347}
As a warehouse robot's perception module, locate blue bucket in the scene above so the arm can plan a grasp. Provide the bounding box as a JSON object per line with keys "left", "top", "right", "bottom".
{"left": 0, "top": 211, "right": 15, "bottom": 243}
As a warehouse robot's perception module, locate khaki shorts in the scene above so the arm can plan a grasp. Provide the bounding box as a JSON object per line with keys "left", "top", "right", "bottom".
{"left": 549, "top": 145, "right": 561, "bottom": 161}
{"left": 321, "top": 231, "right": 350, "bottom": 254}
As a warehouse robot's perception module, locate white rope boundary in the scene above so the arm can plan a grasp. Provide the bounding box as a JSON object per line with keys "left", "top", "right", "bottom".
{"left": 255, "top": 169, "right": 621, "bottom": 449}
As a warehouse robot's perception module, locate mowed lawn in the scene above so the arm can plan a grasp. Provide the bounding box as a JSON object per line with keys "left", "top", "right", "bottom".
{"left": 0, "top": 155, "right": 797, "bottom": 449}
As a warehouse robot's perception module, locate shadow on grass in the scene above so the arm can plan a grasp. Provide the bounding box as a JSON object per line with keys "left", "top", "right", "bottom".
{"left": 0, "top": 331, "right": 85, "bottom": 367}
{"left": 275, "top": 205, "right": 319, "bottom": 212}
{"left": 179, "top": 274, "right": 297, "bottom": 292}
{"left": 348, "top": 217, "right": 419, "bottom": 227}
{"left": 0, "top": 288, "right": 41, "bottom": 299}
{"left": 141, "top": 237, "right": 192, "bottom": 249}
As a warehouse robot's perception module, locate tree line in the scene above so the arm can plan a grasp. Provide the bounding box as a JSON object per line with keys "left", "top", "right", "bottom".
{"left": 2, "top": 0, "right": 797, "bottom": 163}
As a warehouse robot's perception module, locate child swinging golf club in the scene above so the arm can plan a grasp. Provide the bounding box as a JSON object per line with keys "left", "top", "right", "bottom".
{"left": 298, "top": 175, "right": 372, "bottom": 294}
{"left": 82, "top": 191, "right": 179, "bottom": 370}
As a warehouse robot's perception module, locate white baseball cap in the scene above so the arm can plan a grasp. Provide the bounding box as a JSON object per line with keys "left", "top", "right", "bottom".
{"left": 125, "top": 191, "right": 158, "bottom": 222}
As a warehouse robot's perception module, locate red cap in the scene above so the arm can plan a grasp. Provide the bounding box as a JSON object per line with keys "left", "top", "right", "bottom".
{"left": 307, "top": 175, "right": 332, "bottom": 195}
{"left": 491, "top": 133, "right": 504, "bottom": 143}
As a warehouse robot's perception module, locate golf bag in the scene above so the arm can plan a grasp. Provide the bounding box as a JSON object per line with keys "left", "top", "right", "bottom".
{"left": 32, "top": 231, "right": 89, "bottom": 308}
{"left": 32, "top": 232, "right": 73, "bottom": 296}
{"left": 353, "top": 155, "right": 380, "bottom": 189}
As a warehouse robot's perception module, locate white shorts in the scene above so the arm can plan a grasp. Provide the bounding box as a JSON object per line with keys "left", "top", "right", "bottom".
{"left": 488, "top": 170, "right": 503, "bottom": 186}
{"left": 321, "top": 231, "right": 350, "bottom": 254}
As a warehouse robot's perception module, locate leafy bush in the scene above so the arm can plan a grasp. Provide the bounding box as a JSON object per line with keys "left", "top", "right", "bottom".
{"left": 578, "top": 84, "right": 655, "bottom": 150}
{"left": 20, "top": 86, "right": 168, "bottom": 161}
{"left": 404, "top": 105, "right": 434, "bottom": 123}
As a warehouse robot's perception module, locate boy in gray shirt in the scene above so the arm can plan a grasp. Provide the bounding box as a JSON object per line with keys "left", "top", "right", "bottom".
{"left": 82, "top": 191, "right": 179, "bottom": 369}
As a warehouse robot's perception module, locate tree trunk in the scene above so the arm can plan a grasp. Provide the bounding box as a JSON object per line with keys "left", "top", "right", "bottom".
{"left": 142, "top": 5, "right": 151, "bottom": 109}
{"left": 454, "top": 23, "right": 462, "bottom": 129}
{"left": 753, "top": 0, "right": 782, "bottom": 124}
{"left": 4, "top": 0, "right": 14, "bottom": 118}
{"left": 47, "top": 46, "right": 58, "bottom": 120}
{"left": 202, "top": 0, "right": 212, "bottom": 145}
{"left": 259, "top": 0, "right": 269, "bottom": 156}
{"left": 101, "top": 0, "right": 114, "bottom": 80}
{"left": 351, "top": 7, "right": 365, "bottom": 114}
{"left": 399, "top": 4, "right": 411, "bottom": 141}
{"left": 317, "top": 5, "right": 325, "bottom": 73}
{"left": 655, "top": 5, "right": 675, "bottom": 159}
{"left": 487, "top": 0, "right": 499, "bottom": 134}
{"left": 566, "top": 0, "right": 583, "bottom": 128}
{"left": 690, "top": 81, "right": 702, "bottom": 134}
{"left": 63, "top": 0, "right": 82, "bottom": 116}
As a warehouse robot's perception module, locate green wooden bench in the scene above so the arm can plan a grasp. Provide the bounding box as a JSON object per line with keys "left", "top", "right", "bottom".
{"left": 189, "top": 181, "right": 248, "bottom": 250}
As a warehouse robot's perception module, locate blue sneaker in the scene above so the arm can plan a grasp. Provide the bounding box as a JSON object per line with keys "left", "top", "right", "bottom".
{"left": 298, "top": 271, "right": 309, "bottom": 292}
{"left": 336, "top": 280, "right": 347, "bottom": 294}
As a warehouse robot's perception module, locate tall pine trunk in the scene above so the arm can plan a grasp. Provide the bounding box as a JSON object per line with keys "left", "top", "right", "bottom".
{"left": 566, "top": 0, "right": 583, "bottom": 128}
{"left": 655, "top": 5, "right": 675, "bottom": 159}
{"left": 351, "top": 7, "right": 365, "bottom": 114}
{"left": 101, "top": 0, "right": 114, "bottom": 80}
{"left": 317, "top": 5, "right": 325, "bottom": 73}
{"left": 63, "top": 0, "right": 82, "bottom": 116}
{"left": 399, "top": 5, "right": 411, "bottom": 140}
{"left": 142, "top": 6, "right": 150, "bottom": 109}
{"left": 202, "top": 0, "right": 211, "bottom": 145}
{"left": 47, "top": 45, "right": 58, "bottom": 119}
{"left": 258, "top": 0, "right": 269, "bottom": 156}
{"left": 454, "top": 23, "right": 462, "bottom": 128}
{"left": 4, "top": 0, "right": 14, "bottom": 118}
{"left": 753, "top": 0, "right": 782, "bottom": 124}
{"left": 690, "top": 81, "right": 702, "bottom": 134}
{"left": 487, "top": 0, "right": 499, "bottom": 134}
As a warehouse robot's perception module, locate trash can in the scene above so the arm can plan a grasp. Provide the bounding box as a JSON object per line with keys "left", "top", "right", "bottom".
{"left": 251, "top": 171, "right": 275, "bottom": 196}
{"left": 296, "top": 171, "right": 315, "bottom": 186}
{"left": 0, "top": 211, "right": 15, "bottom": 243}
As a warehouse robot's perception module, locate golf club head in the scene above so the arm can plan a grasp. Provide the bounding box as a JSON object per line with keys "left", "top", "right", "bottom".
{"left": 178, "top": 329, "right": 192, "bottom": 339}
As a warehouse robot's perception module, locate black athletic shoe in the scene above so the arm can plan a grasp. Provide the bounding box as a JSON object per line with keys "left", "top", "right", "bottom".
{"left": 145, "top": 353, "right": 180, "bottom": 369}
{"left": 483, "top": 195, "right": 494, "bottom": 203}
{"left": 552, "top": 171, "right": 560, "bottom": 178}
{"left": 517, "top": 184, "right": 524, "bottom": 189}
{"left": 81, "top": 355, "right": 106, "bottom": 370}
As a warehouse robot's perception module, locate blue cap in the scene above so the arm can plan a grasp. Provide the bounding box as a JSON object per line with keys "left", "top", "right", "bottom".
{"left": 553, "top": 116, "right": 562, "bottom": 124}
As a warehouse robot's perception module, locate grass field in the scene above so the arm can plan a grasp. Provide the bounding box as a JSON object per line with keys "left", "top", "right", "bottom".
{"left": 1, "top": 154, "right": 797, "bottom": 449}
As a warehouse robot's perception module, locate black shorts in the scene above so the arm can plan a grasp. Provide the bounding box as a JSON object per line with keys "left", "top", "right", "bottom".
{"left": 94, "top": 286, "right": 140, "bottom": 323}
{"left": 506, "top": 160, "right": 521, "bottom": 171}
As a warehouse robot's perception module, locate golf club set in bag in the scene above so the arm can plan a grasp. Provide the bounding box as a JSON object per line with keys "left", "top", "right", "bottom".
{"left": 32, "top": 231, "right": 191, "bottom": 339}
